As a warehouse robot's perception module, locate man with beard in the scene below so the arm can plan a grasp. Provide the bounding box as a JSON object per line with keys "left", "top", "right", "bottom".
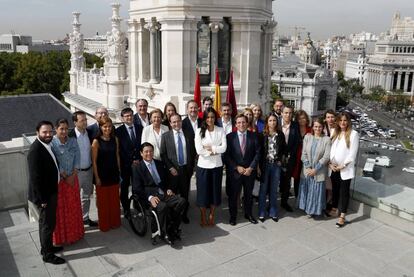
{"left": 272, "top": 99, "right": 284, "bottom": 129}
{"left": 28, "top": 121, "right": 65, "bottom": 264}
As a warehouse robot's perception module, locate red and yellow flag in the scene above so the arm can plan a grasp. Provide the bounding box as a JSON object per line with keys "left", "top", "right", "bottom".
{"left": 213, "top": 67, "right": 221, "bottom": 116}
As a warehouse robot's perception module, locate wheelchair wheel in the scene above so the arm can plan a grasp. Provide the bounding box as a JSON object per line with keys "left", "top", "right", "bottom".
{"left": 128, "top": 196, "right": 147, "bottom": 236}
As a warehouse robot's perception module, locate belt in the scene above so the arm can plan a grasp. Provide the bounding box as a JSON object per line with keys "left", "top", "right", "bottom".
{"left": 78, "top": 165, "right": 92, "bottom": 171}
{"left": 266, "top": 159, "right": 278, "bottom": 164}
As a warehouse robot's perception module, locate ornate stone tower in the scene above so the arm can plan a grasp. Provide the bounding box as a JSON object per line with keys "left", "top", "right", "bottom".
{"left": 103, "top": 3, "right": 128, "bottom": 109}
{"left": 69, "top": 12, "right": 85, "bottom": 95}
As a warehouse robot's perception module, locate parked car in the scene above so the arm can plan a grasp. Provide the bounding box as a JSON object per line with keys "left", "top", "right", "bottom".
{"left": 375, "top": 156, "right": 391, "bottom": 167}
{"left": 402, "top": 167, "right": 414, "bottom": 173}
{"left": 365, "top": 150, "right": 380, "bottom": 155}
{"left": 388, "top": 129, "right": 396, "bottom": 138}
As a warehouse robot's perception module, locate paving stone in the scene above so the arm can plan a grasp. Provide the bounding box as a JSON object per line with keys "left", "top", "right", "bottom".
{"left": 109, "top": 257, "right": 172, "bottom": 277}
{"left": 259, "top": 238, "right": 320, "bottom": 272}
{"left": 290, "top": 257, "right": 358, "bottom": 277}
{"left": 291, "top": 226, "right": 348, "bottom": 256}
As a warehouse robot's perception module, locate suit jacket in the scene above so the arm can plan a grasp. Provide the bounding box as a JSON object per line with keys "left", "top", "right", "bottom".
{"left": 160, "top": 129, "right": 196, "bottom": 173}
{"left": 224, "top": 131, "right": 261, "bottom": 179}
{"left": 27, "top": 139, "right": 59, "bottom": 206}
{"left": 283, "top": 121, "right": 300, "bottom": 172}
{"left": 86, "top": 123, "right": 99, "bottom": 144}
{"left": 131, "top": 159, "right": 169, "bottom": 206}
{"left": 133, "top": 113, "right": 150, "bottom": 128}
{"left": 301, "top": 134, "right": 331, "bottom": 182}
{"left": 182, "top": 116, "right": 202, "bottom": 139}
{"left": 115, "top": 123, "right": 143, "bottom": 171}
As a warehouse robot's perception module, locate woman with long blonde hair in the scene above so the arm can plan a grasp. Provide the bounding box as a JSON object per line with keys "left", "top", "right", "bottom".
{"left": 329, "top": 112, "right": 359, "bottom": 227}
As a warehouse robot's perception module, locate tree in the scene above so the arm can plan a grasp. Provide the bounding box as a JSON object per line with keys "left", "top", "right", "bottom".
{"left": 369, "top": 86, "right": 387, "bottom": 102}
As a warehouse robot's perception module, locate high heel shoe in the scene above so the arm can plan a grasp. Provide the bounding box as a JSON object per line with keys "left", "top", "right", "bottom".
{"left": 336, "top": 216, "right": 345, "bottom": 228}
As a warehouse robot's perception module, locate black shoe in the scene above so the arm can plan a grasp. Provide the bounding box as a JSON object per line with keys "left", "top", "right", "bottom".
{"left": 281, "top": 203, "right": 293, "bottom": 212}
{"left": 271, "top": 216, "right": 279, "bottom": 222}
{"left": 244, "top": 215, "right": 258, "bottom": 224}
{"left": 83, "top": 219, "right": 98, "bottom": 227}
{"left": 51, "top": 246, "right": 63, "bottom": 253}
{"left": 43, "top": 254, "right": 65, "bottom": 265}
{"left": 161, "top": 234, "right": 173, "bottom": 245}
{"left": 229, "top": 218, "right": 237, "bottom": 226}
{"left": 259, "top": 217, "right": 265, "bottom": 223}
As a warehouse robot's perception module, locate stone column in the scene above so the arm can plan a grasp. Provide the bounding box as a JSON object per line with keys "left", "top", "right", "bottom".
{"left": 209, "top": 22, "right": 223, "bottom": 85}
{"left": 404, "top": 71, "right": 409, "bottom": 92}
{"left": 145, "top": 19, "right": 160, "bottom": 84}
{"left": 385, "top": 72, "right": 392, "bottom": 91}
{"left": 379, "top": 72, "right": 385, "bottom": 88}
{"left": 397, "top": 71, "right": 402, "bottom": 90}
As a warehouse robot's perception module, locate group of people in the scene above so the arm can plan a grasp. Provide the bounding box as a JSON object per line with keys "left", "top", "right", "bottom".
{"left": 27, "top": 96, "right": 358, "bottom": 265}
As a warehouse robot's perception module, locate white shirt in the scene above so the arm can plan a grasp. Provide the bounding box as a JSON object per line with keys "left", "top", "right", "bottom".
{"left": 138, "top": 114, "right": 149, "bottom": 127}
{"left": 173, "top": 129, "right": 187, "bottom": 165}
{"left": 195, "top": 126, "right": 227, "bottom": 168}
{"left": 37, "top": 137, "right": 60, "bottom": 183}
{"left": 281, "top": 121, "right": 291, "bottom": 144}
{"left": 237, "top": 131, "right": 247, "bottom": 149}
{"left": 329, "top": 129, "right": 359, "bottom": 180}
{"left": 221, "top": 118, "right": 233, "bottom": 135}
{"left": 141, "top": 124, "right": 169, "bottom": 160}
{"left": 143, "top": 159, "right": 163, "bottom": 201}
{"left": 188, "top": 116, "right": 199, "bottom": 133}
{"left": 75, "top": 127, "right": 92, "bottom": 168}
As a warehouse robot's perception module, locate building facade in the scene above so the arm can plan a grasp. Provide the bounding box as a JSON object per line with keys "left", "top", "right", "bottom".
{"left": 364, "top": 12, "right": 414, "bottom": 95}
{"left": 271, "top": 55, "right": 337, "bottom": 117}
{"left": 65, "top": 1, "right": 275, "bottom": 117}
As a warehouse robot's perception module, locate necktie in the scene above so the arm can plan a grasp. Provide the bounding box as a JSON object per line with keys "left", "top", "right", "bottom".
{"left": 148, "top": 162, "right": 161, "bottom": 185}
{"left": 177, "top": 132, "right": 185, "bottom": 166}
{"left": 129, "top": 126, "right": 136, "bottom": 142}
{"left": 241, "top": 133, "right": 246, "bottom": 156}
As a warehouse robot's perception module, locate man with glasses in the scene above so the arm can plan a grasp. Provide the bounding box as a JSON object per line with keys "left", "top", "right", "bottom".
{"left": 87, "top": 106, "right": 109, "bottom": 143}
{"left": 116, "top": 108, "right": 143, "bottom": 219}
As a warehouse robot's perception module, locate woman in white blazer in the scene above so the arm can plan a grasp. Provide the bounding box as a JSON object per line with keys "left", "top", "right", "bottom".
{"left": 141, "top": 109, "right": 169, "bottom": 161}
{"left": 195, "top": 108, "right": 227, "bottom": 227}
{"left": 329, "top": 112, "right": 359, "bottom": 227}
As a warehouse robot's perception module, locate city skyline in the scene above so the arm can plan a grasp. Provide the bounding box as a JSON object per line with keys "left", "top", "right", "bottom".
{"left": 0, "top": 0, "right": 413, "bottom": 40}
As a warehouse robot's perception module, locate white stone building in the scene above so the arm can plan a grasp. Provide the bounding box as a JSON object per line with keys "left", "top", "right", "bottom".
{"left": 271, "top": 55, "right": 338, "bottom": 117}
{"left": 84, "top": 34, "right": 108, "bottom": 57}
{"left": 364, "top": 12, "right": 414, "bottom": 95}
{"left": 345, "top": 53, "right": 367, "bottom": 84}
{"left": 0, "top": 34, "right": 68, "bottom": 53}
{"left": 64, "top": 1, "right": 275, "bottom": 117}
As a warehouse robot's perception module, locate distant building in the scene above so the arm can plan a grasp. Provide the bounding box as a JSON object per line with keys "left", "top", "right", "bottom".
{"left": 84, "top": 33, "right": 108, "bottom": 57}
{"left": 0, "top": 34, "right": 68, "bottom": 53}
{"left": 271, "top": 55, "right": 338, "bottom": 117}
{"left": 345, "top": 53, "right": 367, "bottom": 84}
{"left": 365, "top": 12, "right": 414, "bottom": 95}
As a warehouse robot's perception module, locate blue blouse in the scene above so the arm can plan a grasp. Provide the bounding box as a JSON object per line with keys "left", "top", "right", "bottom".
{"left": 51, "top": 136, "right": 80, "bottom": 175}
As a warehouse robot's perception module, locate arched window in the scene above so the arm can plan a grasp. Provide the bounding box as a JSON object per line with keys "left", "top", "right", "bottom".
{"left": 318, "top": 90, "right": 327, "bottom": 110}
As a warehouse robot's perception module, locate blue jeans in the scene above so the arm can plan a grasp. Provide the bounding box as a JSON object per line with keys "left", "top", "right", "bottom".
{"left": 258, "top": 162, "right": 281, "bottom": 218}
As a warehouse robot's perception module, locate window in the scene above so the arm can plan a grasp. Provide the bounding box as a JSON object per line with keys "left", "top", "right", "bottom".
{"left": 318, "top": 90, "right": 327, "bottom": 110}
{"left": 285, "top": 99, "right": 296, "bottom": 108}
{"left": 197, "top": 17, "right": 231, "bottom": 85}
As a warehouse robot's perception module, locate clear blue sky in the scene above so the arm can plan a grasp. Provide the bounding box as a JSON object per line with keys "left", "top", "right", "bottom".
{"left": 0, "top": 0, "right": 413, "bottom": 40}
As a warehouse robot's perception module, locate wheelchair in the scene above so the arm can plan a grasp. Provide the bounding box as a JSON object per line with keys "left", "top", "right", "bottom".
{"left": 128, "top": 194, "right": 161, "bottom": 244}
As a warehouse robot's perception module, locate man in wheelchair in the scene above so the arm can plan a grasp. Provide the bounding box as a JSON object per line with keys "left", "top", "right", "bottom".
{"left": 132, "top": 142, "right": 186, "bottom": 245}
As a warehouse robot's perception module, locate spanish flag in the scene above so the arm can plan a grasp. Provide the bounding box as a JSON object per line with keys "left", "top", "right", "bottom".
{"left": 213, "top": 67, "right": 221, "bottom": 116}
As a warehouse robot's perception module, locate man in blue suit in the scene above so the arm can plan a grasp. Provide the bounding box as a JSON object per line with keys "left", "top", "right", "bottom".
{"left": 224, "top": 114, "right": 261, "bottom": 226}
{"left": 115, "top": 107, "right": 143, "bottom": 219}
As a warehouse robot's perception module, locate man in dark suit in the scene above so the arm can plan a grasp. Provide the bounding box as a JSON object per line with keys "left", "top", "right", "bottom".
{"left": 69, "top": 111, "right": 98, "bottom": 227}
{"left": 224, "top": 114, "right": 261, "bottom": 226}
{"left": 279, "top": 105, "right": 300, "bottom": 212}
{"left": 182, "top": 100, "right": 202, "bottom": 139}
{"left": 86, "top": 106, "right": 109, "bottom": 143}
{"left": 132, "top": 142, "right": 186, "bottom": 245}
{"left": 272, "top": 99, "right": 284, "bottom": 129}
{"left": 133, "top": 98, "right": 150, "bottom": 128}
{"left": 160, "top": 114, "right": 196, "bottom": 224}
{"left": 115, "top": 107, "right": 143, "bottom": 219}
{"left": 28, "top": 121, "right": 65, "bottom": 265}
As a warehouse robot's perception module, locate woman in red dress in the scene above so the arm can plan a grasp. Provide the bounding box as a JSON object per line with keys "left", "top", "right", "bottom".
{"left": 51, "top": 119, "right": 84, "bottom": 245}
{"left": 292, "top": 110, "right": 311, "bottom": 198}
